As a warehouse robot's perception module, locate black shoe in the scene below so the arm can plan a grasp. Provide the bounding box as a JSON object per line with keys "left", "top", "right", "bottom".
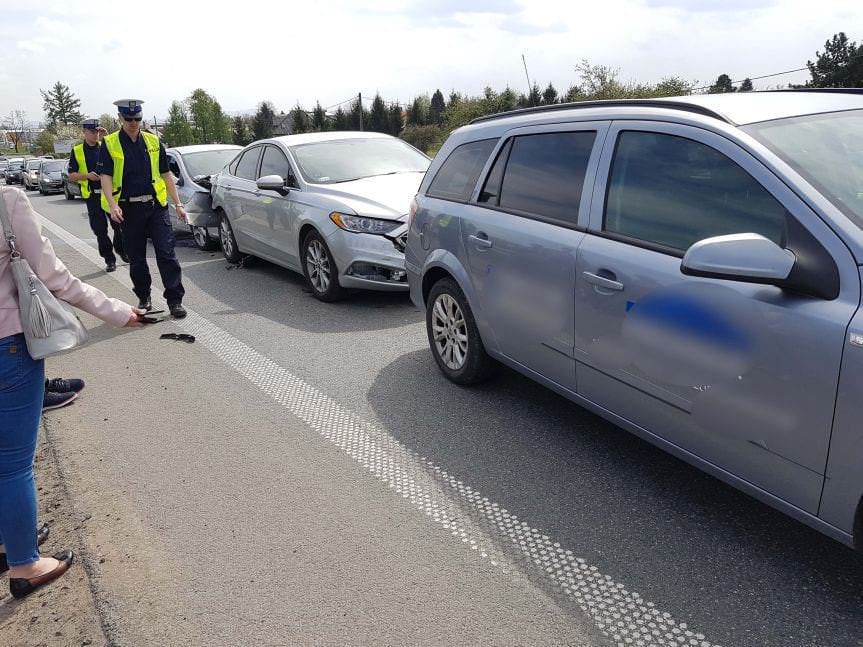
{"left": 43, "top": 391, "right": 78, "bottom": 411}
{"left": 9, "top": 550, "right": 74, "bottom": 599}
{"left": 106, "top": 262, "right": 116, "bottom": 272}
{"left": 45, "top": 377, "right": 85, "bottom": 393}
{"left": 0, "top": 524, "right": 50, "bottom": 573}
{"left": 138, "top": 297, "right": 152, "bottom": 311}
{"left": 168, "top": 303, "right": 187, "bottom": 319}
{"left": 119, "top": 253, "right": 130, "bottom": 263}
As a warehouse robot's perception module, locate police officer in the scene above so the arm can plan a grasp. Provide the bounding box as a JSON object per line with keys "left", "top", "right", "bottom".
{"left": 98, "top": 99, "right": 187, "bottom": 318}
{"left": 67, "top": 119, "right": 127, "bottom": 272}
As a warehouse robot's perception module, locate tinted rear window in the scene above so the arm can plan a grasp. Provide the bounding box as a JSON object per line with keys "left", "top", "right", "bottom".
{"left": 427, "top": 139, "right": 497, "bottom": 202}
{"left": 235, "top": 148, "right": 261, "bottom": 181}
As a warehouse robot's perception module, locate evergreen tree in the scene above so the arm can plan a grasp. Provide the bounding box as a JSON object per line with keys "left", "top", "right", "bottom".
{"left": 291, "top": 106, "right": 311, "bottom": 134}
{"left": 312, "top": 101, "right": 327, "bottom": 132}
{"left": 807, "top": 32, "right": 863, "bottom": 87}
{"left": 40, "top": 82, "right": 82, "bottom": 126}
{"left": 232, "top": 115, "right": 252, "bottom": 146}
{"left": 162, "top": 101, "right": 195, "bottom": 147}
{"left": 407, "top": 97, "right": 429, "bottom": 126}
{"left": 349, "top": 98, "right": 369, "bottom": 131}
{"left": 333, "top": 107, "right": 349, "bottom": 131}
{"left": 388, "top": 104, "right": 404, "bottom": 136}
{"left": 253, "top": 101, "right": 275, "bottom": 140}
{"left": 541, "top": 82, "right": 559, "bottom": 105}
{"left": 429, "top": 89, "right": 446, "bottom": 125}
{"left": 738, "top": 78, "right": 754, "bottom": 92}
{"left": 369, "top": 94, "right": 389, "bottom": 133}
{"left": 448, "top": 91, "right": 462, "bottom": 107}
{"left": 709, "top": 74, "right": 736, "bottom": 93}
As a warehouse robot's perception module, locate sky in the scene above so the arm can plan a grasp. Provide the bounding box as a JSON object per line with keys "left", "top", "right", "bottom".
{"left": 0, "top": 0, "right": 860, "bottom": 126}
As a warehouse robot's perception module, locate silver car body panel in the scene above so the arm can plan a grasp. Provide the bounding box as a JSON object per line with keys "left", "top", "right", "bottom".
{"left": 166, "top": 144, "right": 242, "bottom": 232}
{"left": 407, "top": 93, "right": 863, "bottom": 548}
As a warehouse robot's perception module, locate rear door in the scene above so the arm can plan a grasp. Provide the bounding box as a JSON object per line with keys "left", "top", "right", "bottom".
{"left": 226, "top": 146, "right": 263, "bottom": 254}
{"left": 574, "top": 121, "right": 859, "bottom": 512}
{"left": 458, "top": 122, "right": 608, "bottom": 390}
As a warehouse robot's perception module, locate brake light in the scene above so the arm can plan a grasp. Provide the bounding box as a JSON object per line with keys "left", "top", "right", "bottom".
{"left": 408, "top": 195, "right": 419, "bottom": 229}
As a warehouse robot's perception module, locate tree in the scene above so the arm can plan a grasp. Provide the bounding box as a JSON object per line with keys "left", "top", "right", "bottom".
{"left": 34, "top": 130, "right": 55, "bottom": 155}
{"left": 333, "top": 107, "right": 349, "bottom": 131}
{"left": 40, "top": 82, "right": 82, "bottom": 126}
{"left": 541, "top": 82, "right": 559, "bottom": 105}
{"left": 429, "top": 89, "right": 446, "bottom": 125}
{"left": 253, "top": 101, "right": 275, "bottom": 140}
{"left": 312, "top": 101, "right": 327, "bottom": 132}
{"left": 2, "top": 110, "right": 28, "bottom": 152}
{"left": 369, "top": 94, "right": 389, "bottom": 133}
{"left": 709, "top": 74, "right": 736, "bottom": 93}
{"left": 291, "top": 106, "right": 311, "bottom": 134}
{"left": 162, "top": 101, "right": 195, "bottom": 147}
{"left": 349, "top": 98, "right": 370, "bottom": 131}
{"left": 98, "top": 113, "right": 121, "bottom": 133}
{"left": 188, "top": 89, "right": 231, "bottom": 144}
{"left": 407, "top": 96, "right": 430, "bottom": 126}
{"left": 448, "top": 91, "right": 462, "bottom": 107}
{"left": 807, "top": 32, "right": 863, "bottom": 87}
{"left": 517, "top": 83, "right": 542, "bottom": 108}
{"left": 232, "top": 115, "right": 252, "bottom": 146}
{"left": 653, "top": 76, "right": 694, "bottom": 97}
{"left": 738, "top": 78, "right": 754, "bottom": 92}
{"left": 388, "top": 103, "right": 404, "bottom": 136}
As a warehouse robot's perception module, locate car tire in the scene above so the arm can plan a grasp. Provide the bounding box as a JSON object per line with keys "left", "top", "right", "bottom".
{"left": 38, "top": 186, "right": 45, "bottom": 195}
{"left": 64, "top": 184, "right": 74, "bottom": 200}
{"left": 219, "top": 212, "right": 243, "bottom": 264}
{"left": 191, "top": 225, "right": 219, "bottom": 252}
{"left": 301, "top": 230, "right": 346, "bottom": 302}
{"left": 426, "top": 277, "right": 496, "bottom": 385}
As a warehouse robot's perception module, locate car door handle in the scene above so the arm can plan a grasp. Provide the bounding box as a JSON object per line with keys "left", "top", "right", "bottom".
{"left": 582, "top": 271, "right": 624, "bottom": 292}
{"left": 468, "top": 234, "right": 493, "bottom": 250}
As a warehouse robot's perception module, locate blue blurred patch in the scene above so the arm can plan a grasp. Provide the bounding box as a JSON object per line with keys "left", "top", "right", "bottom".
{"left": 627, "top": 294, "right": 749, "bottom": 351}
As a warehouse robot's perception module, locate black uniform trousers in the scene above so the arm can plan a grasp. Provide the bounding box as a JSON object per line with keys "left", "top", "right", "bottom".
{"left": 85, "top": 194, "right": 125, "bottom": 265}
{"left": 120, "top": 200, "right": 185, "bottom": 305}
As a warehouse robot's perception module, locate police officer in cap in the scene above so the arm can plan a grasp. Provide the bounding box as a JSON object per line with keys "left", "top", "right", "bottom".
{"left": 68, "top": 119, "right": 127, "bottom": 272}
{"left": 98, "top": 99, "right": 187, "bottom": 318}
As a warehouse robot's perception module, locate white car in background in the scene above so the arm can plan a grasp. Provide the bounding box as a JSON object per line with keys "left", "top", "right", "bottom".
{"left": 210, "top": 132, "right": 430, "bottom": 301}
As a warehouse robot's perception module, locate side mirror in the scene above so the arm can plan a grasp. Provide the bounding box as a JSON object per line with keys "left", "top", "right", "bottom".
{"left": 256, "top": 174, "right": 289, "bottom": 195}
{"left": 192, "top": 174, "right": 212, "bottom": 190}
{"left": 681, "top": 233, "right": 795, "bottom": 283}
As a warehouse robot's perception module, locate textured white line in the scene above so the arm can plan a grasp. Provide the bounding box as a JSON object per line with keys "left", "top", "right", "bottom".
{"left": 40, "top": 214, "right": 720, "bottom": 647}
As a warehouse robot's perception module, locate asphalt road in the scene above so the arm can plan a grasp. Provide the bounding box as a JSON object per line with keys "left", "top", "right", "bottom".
{"left": 23, "top": 190, "right": 863, "bottom": 646}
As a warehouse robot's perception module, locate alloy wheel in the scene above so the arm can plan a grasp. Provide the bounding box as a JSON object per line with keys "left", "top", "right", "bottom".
{"left": 431, "top": 293, "right": 468, "bottom": 370}
{"left": 220, "top": 220, "right": 234, "bottom": 258}
{"left": 305, "top": 239, "right": 331, "bottom": 294}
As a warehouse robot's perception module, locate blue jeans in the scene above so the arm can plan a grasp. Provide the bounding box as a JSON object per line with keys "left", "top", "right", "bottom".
{"left": 0, "top": 334, "right": 45, "bottom": 567}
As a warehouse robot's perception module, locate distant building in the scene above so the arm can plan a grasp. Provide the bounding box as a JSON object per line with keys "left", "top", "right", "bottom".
{"left": 272, "top": 112, "right": 293, "bottom": 136}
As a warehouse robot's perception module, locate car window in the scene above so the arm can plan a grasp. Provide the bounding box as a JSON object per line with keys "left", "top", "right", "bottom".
{"left": 258, "top": 145, "right": 291, "bottom": 181}
{"left": 167, "top": 155, "right": 182, "bottom": 178}
{"left": 427, "top": 139, "right": 497, "bottom": 202}
{"left": 235, "top": 147, "right": 261, "bottom": 181}
{"left": 478, "top": 139, "right": 513, "bottom": 205}
{"left": 604, "top": 131, "right": 788, "bottom": 251}
{"left": 27, "top": 160, "right": 41, "bottom": 170}
{"left": 493, "top": 132, "right": 596, "bottom": 224}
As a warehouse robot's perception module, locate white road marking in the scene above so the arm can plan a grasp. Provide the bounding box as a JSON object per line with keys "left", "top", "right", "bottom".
{"left": 40, "top": 214, "right": 720, "bottom": 647}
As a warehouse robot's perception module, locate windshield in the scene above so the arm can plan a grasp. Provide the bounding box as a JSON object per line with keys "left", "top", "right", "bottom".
{"left": 182, "top": 149, "right": 240, "bottom": 178}
{"left": 42, "top": 161, "right": 65, "bottom": 172}
{"left": 27, "top": 160, "right": 41, "bottom": 170}
{"left": 743, "top": 109, "right": 863, "bottom": 228}
{"left": 291, "top": 138, "right": 429, "bottom": 184}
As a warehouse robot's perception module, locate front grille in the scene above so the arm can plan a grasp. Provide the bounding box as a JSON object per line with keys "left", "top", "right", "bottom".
{"left": 392, "top": 232, "right": 407, "bottom": 253}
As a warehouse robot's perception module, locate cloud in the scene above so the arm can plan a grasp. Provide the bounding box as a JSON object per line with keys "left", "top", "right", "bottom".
{"left": 17, "top": 39, "right": 49, "bottom": 54}
{"left": 102, "top": 40, "right": 122, "bottom": 53}
{"left": 642, "top": 0, "right": 776, "bottom": 11}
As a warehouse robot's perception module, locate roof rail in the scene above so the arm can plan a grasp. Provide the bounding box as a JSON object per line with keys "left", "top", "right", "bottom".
{"left": 772, "top": 88, "right": 863, "bottom": 95}
{"left": 468, "top": 99, "right": 732, "bottom": 125}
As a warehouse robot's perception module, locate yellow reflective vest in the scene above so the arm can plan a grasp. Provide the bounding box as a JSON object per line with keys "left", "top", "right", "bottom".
{"left": 100, "top": 131, "right": 167, "bottom": 212}
{"left": 72, "top": 143, "right": 93, "bottom": 199}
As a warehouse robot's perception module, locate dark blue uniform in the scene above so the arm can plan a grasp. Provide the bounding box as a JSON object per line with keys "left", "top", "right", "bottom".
{"left": 69, "top": 142, "right": 125, "bottom": 265}
{"left": 98, "top": 130, "right": 185, "bottom": 306}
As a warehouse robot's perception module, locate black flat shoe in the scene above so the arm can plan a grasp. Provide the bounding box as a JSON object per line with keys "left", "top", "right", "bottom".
{"left": 138, "top": 297, "right": 152, "bottom": 311}
{"left": 9, "top": 550, "right": 74, "bottom": 599}
{"left": 106, "top": 262, "right": 116, "bottom": 272}
{"left": 168, "top": 303, "right": 187, "bottom": 319}
{"left": 0, "top": 524, "right": 50, "bottom": 573}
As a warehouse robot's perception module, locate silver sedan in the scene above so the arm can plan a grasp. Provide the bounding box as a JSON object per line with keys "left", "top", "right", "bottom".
{"left": 210, "top": 132, "right": 430, "bottom": 301}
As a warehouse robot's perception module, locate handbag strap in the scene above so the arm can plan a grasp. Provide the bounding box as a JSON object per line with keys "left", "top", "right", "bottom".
{"left": 0, "top": 190, "right": 21, "bottom": 259}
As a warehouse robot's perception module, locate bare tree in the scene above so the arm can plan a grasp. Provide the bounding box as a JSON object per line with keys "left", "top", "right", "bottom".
{"left": 2, "top": 110, "right": 29, "bottom": 153}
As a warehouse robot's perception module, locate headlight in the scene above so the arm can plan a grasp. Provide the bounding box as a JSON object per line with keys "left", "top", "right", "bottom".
{"left": 330, "top": 212, "right": 400, "bottom": 235}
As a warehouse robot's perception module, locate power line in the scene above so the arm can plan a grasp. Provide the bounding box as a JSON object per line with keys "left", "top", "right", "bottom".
{"left": 691, "top": 66, "right": 809, "bottom": 91}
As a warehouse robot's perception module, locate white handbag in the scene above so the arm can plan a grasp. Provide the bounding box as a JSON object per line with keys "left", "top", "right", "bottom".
{"left": 0, "top": 191, "right": 88, "bottom": 359}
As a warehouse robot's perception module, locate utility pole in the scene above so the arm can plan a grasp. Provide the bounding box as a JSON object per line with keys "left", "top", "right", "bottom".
{"left": 358, "top": 92, "right": 363, "bottom": 131}
{"left": 522, "top": 54, "right": 532, "bottom": 95}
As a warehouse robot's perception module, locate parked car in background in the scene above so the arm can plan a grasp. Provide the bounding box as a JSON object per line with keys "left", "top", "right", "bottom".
{"left": 165, "top": 144, "right": 242, "bottom": 251}
{"left": 406, "top": 90, "right": 863, "bottom": 550}
{"left": 4, "top": 158, "right": 26, "bottom": 185}
{"left": 61, "top": 159, "right": 82, "bottom": 200}
{"left": 22, "top": 158, "right": 42, "bottom": 190}
{"left": 0, "top": 160, "right": 8, "bottom": 181}
{"left": 37, "top": 158, "right": 66, "bottom": 195}
{"left": 211, "top": 132, "right": 430, "bottom": 301}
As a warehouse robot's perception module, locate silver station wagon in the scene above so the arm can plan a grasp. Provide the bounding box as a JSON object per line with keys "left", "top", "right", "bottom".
{"left": 211, "top": 132, "right": 430, "bottom": 301}
{"left": 406, "top": 90, "right": 863, "bottom": 549}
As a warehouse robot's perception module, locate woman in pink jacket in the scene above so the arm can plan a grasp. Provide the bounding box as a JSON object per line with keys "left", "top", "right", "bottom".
{"left": 0, "top": 186, "right": 144, "bottom": 598}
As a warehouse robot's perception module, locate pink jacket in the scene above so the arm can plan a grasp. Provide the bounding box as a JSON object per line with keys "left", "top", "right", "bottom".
{"left": 0, "top": 187, "right": 133, "bottom": 340}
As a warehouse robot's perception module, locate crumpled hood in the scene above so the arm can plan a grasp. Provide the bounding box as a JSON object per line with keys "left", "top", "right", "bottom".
{"left": 310, "top": 172, "right": 424, "bottom": 220}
